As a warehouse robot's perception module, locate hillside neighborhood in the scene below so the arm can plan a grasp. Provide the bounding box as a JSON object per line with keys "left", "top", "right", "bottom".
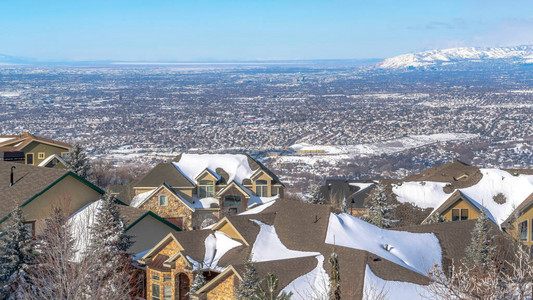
{"left": 0, "top": 132, "right": 532, "bottom": 299}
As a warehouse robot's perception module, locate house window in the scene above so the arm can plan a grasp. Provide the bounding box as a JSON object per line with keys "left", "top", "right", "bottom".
{"left": 198, "top": 180, "right": 214, "bottom": 198}
{"left": 151, "top": 272, "right": 160, "bottom": 281}
{"left": 224, "top": 195, "right": 241, "bottom": 207}
{"left": 255, "top": 180, "right": 268, "bottom": 197}
{"left": 26, "top": 153, "right": 34, "bottom": 165}
{"left": 38, "top": 152, "right": 45, "bottom": 159}
{"left": 228, "top": 207, "right": 238, "bottom": 216}
{"left": 159, "top": 195, "right": 168, "bottom": 206}
{"left": 152, "top": 283, "right": 160, "bottom": 300}
{"left": 451, "top": 208, "right": 468, "bottom": 221}
{"left": 61, "top": 152, "right": 69, "bottom": 159}
{"left": 163, "top": 285, "right": 171, "bottom": 300}
{"left": 163, "top": 274, "right": 171, "bottom": 282}
{"left": 519, "top": 220, "right": 528, "bottom": 241}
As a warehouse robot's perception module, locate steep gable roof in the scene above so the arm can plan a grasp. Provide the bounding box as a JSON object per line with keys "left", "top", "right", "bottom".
{"left": 134, "top": 162, "right": 195, "bottom": 188}
{"left": 0, "top": 161, "right": 104, "bottom": 223}
{"left": 130, "top": 182, "right": 195, "bottom": 211}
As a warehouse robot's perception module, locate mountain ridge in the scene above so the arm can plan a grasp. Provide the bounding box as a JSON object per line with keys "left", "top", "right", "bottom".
{"left": 378, "top": 45, "right": 533, "bottom": 69}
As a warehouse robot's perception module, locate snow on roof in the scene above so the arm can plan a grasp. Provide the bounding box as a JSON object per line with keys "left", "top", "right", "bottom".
{"left": 0, "top": 137, "right": 14, "bottom": 143}
{"left": 173, "top": 153, "right": 257, "bottom": 185}
{"left": 280, "top": 255, "right": 329, "bottom": 300}
{"left": 392, "top": 169, "right": 533, "bottom": 225}
{"left": 69, "top": 199, "right": 103, "bottom": 263}
{"left": 363, "top": 265, "right": 431, "bottom": 299}
{"left": 348, "top": 182, "right": 375, "bottom": 191}
{"left": 247, "top": 194, "right": 280, "bottom": 209}
{"left": 239, "top": 199, "right": 277, "bottom": 215}
{"left": 37, "top": 153, "right": 66, "bottom": 167}
{"left": 192, "top": 197, "right": 219, "bottom": 209}
{"left": 203, "top": 231, "right": 242, "bottom": 271}
{"left": 392, "top": 181, "right": 450, "bottom": 209}
{"left": 459, "top": 169, "right": 533, "bottom": 225}
{"left": 130, "top": 189, "right": 155, "bottom": 208}
{"left": 251, "top": 220, "right": 319, "bottom": 262}
{"left": 248, "top": 219, "right": 329, "bottom": 298}
{"left": 325, "top": 213, "right": 442, "bottom": 276}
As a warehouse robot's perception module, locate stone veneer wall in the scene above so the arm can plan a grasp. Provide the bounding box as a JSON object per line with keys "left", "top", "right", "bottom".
{"left": 206, "top": 274, "right": 238, "bottom": 300}
{"left": 139, "top": 188, "right": 194, "bottom": 230}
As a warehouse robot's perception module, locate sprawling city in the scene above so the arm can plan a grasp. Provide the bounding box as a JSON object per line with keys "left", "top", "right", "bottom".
{"left": 1, "top": 1, "right": 533, "bottom": 299}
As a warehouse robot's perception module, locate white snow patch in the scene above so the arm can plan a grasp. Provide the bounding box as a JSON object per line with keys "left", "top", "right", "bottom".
{"left": 349, "top": 182, "right": 375, "bottom": 191}
{"left": 251, "top": 220, "right": 319, "bottom": 262}
{"left": 459, "top": 169, "right": 533, "bottom": 224}
{"left": 325, "top": 213, "right": 441, "bottom": 275}
{"left": 193, "top": 197, "right": 219, "bottom": 209}
{"left": 173, "top": 153, "right": 257, "bottom": 184}
{"left": 280, "top": 255, "right": 330, "bottom": 300}
{"left": 130, "top": 189, "right": 155, "bottom": 208}
{"left": 239, "top": 199, "right": 277, "bottom": 215}
{"left": 0, "top": 137, "right": 14, "bottom": 143}
{"left": 392, "top": 181, "right": 450, "bottom": 209}
{"left": 392, "top": 169, "right": 533, "bottom": 225}
{"left": 203, "top": 231, "right": 242, "bottom": 270}
{"left": 363, "top": 265, "right": 432, "bottom": 300}
{"left": 69, "top": 200, "right": 102, "bottom": 263}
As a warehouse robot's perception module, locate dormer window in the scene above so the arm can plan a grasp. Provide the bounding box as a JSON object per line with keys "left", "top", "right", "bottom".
{"left": 198, "top": 180, "right": 214, "bottom": 198}
{"left": 256, "top": 180, "right": 268, "bottom": 197}
{"left": 159, "top": 195, "right": 168, "bottom": 206}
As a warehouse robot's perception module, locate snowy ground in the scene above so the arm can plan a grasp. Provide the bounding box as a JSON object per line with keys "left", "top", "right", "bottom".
{"left": 277, "top": 133, "right": 478, "bottom": 166}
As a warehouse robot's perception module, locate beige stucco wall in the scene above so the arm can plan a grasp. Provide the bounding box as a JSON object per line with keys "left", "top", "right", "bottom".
{"left": 442, "top": 199, "right": 480, "bottom": 222}
{"left": 21, "top": 141, "right": 69, "bottom": 166}
{"left": 21, "top": 175, "right": 102, "bottom": 235}
{"left": 127, "top": 215, "right": 180, "bottom": 255}
{"left": 509, "top": 207, "right": 533, "bottom": 248}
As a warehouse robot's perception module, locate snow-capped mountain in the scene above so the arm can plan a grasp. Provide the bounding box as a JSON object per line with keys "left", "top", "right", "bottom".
{"left": 378, "top": 45, "right": 533, "bottom": 69}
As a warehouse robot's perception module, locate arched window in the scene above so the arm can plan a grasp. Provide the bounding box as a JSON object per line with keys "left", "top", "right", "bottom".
{"left": 255, "top": 180, "right": 268, "bottom": 197}
{"left": 198, "top": 180, "right": 214, "bottom": 198}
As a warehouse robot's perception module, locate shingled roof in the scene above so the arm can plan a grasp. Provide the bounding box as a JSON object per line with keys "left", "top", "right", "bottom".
{"left": 141, "top": 198, "right": 486, "bottom": 299}
{"left": 0, "top": 161, "right": 103, "bottom": 222}
{"left": 0, "top": 132, "right": 72, "bottom": 152}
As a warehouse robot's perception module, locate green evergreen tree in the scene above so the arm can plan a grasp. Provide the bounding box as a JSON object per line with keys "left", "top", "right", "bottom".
{"left": 307, "top": 183, "right": 325, "bottom": 204}
{"left": 328, "top": 251, "right": 341, "bottom": 300}
{"left": 465, "top": 207, "right": 495, "bottom": 272}
{"left": 0, "top": 207, "right": 34, "bottom": 299}
{"left": 426, "top": 212, "right": 447, "bottom": 224}
{"left": 235, "top": 259, "right": 259, "bottom": 300}
{"left": 255, "top": 273, "right": 292, "bottom": 300}
{"left": 189, "top": 272, "right": 207, "bottom": 294}
{"left": 364, "top": 184, "right": 397, "bottom": 228}
{"left": 85, "top": 193, "right": 133, "bottom": 299}
{"left": 65, "top": 142, "right": 90, "bottom": 178}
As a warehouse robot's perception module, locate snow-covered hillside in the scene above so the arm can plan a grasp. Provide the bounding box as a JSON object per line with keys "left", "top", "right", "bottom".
{"left": 378, "top": 45, "right": 533, "bottom": 69}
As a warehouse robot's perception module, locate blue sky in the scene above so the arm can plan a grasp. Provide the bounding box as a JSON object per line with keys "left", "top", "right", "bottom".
{"left": 1, "top": 0, "right": 533, "bottom": 61}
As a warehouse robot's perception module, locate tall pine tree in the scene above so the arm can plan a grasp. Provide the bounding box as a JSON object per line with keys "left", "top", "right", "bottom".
{"left": 307, "top": 183, "right": 325, "bottom": 204}
{"left": 465, "top": 207, "right": 495, "bottom": 272}
{"left": 255, "top": 273, "right": 292, "bottom": 300}
{"left": 84, "top": 193, "right": 133, "bottom": 299}
{"left": 364, "top": 184, "right": 397, "bottom": 228}
{"left": 189, "top": 272, "right": 207, "bottom": 295}
{"left": 235, "top": 259, "right": 259, "bottom": 299}
{"left": 0, "top": 206, "right": 34, "bottom": 300}
{"left": 328, "top": 251, "right": 341, "bottom": 300}
{"left": 65, "top": 142, "right": 90, "bottom": 178}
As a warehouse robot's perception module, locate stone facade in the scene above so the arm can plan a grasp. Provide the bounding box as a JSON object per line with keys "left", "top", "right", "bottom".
{"left": 206, "top": 274, "right": 238, "bottom": 300}
{"left": 139, "top": 187, "right": 194, "bottom": 230}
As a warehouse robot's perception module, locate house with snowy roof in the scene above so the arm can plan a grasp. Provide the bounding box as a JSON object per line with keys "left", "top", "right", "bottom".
{"left": 386, "top": 160, "right": 533, "bottom": 246}
{"left": 318, "top": 179, "right": 376, "bottom": 216}
{"left": 113, "top": 153, "right": 284, "bottom": 230}
{"left": 0, "top": 132, "right": 71, "bottom": 168}
{"left": 137, "top": 199, "right": 503, "bottom": 300}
